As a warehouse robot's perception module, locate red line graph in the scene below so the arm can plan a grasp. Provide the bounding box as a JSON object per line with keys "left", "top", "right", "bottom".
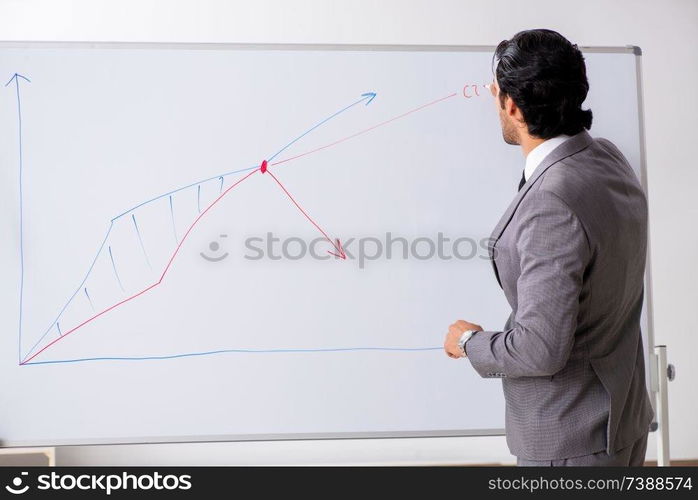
{"left": 21, "top": 169, "right": 259, "bottom": 365}
{"left": 21, "top": 91, "right": 457, "bottom": 364}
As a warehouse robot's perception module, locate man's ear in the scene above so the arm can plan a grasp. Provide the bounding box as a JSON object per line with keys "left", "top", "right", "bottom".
{"left": 504, "top": 96, "right": 527, "bottom": 128}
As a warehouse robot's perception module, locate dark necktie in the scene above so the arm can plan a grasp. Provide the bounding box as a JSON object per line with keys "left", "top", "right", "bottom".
{"left": 518, "top": 170, "right": 526, "bottom": 191}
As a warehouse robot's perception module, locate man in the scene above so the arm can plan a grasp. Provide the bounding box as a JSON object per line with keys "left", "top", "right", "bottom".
{"left": 443, "top": 29, "right": 654, "bottom": 466}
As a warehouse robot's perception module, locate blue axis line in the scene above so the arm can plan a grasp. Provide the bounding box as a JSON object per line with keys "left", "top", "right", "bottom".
{"left": 21, "top": 346, "right": 443, "bottom": 365}
{"left": 20, "top": 91, "right": 378, "bottom": 364}
{"left": 6, "top": 73, "right": 31, "bottom": 364}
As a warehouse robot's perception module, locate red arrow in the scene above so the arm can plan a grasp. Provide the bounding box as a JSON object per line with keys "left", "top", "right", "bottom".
{"left": 327, "top": 238, "right": 346, "bottom": 259}
{"left": 263, "top": 166, "right": 346, "bottom": 260}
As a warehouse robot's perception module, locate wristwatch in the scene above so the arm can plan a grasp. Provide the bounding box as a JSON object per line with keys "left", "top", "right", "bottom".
{"left": 458, "top": 330, "right": 477, "bottom": 357}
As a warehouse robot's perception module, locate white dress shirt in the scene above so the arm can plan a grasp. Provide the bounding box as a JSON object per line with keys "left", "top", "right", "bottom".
{"left": 523, "top": 134, "right": 572, "bottom": 181}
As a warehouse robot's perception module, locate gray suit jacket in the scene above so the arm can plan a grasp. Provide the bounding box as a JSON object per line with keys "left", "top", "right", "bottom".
{"left": 466, "top": 130, "right": 654, "bottom": 460}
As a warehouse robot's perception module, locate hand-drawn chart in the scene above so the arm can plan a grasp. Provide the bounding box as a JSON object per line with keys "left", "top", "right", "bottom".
{"left": 5, "top": 52, "right": 494, "bottom": 366}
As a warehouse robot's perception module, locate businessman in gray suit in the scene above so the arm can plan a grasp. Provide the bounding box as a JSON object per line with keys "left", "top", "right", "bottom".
{"left": 443, "top": 29, "right": 654, "bottom": 466}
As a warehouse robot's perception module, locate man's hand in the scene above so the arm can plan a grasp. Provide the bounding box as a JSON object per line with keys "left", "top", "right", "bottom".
{"left": 444, "top": 320, "right": 483, "bottom": 359}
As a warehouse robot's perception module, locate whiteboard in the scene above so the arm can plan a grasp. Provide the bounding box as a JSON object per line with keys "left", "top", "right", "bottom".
{"left": 0, "top": 43, "right": 652, "bottom": 446}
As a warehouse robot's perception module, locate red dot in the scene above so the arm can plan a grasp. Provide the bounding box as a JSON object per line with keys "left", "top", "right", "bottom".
{"left": 260, "top": 160, "right": 268, "bottom": 173}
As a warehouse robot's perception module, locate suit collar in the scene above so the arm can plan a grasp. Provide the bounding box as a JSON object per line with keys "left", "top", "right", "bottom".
{"left": 488, "top": 130, "right": 594, "bottom": 263}
{"left": 524, "top": 134, "right": 572, "bottom": 181}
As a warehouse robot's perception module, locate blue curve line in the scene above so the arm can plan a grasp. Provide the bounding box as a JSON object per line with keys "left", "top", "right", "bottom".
{"left": 22, "top": 346, "right": 442, "bottom": 365}
{"left": 111, "top": 165, "right": 258, "bottom": 221}
{"left": 6, "top": 73, "right": 31, "bottom": 364}
{"left": 21, "top": 92, "right": 377, "bottom": 364}
{"left": 266, "top": 92, "right": 376, "bottom": 162}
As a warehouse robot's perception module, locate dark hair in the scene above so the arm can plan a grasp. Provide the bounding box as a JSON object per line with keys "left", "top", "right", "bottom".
{"left": 494, "top": 29, "right": 593, "bottom": 139}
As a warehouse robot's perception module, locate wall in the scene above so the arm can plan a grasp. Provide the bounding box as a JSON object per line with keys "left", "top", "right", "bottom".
{"left": 1, "top": 0, "right": 696, "bottom": 465}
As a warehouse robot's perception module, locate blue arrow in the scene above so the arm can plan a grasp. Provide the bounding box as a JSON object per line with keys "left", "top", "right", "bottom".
{"left": 266, "top": 91, "right": 377, "bottom": 162}
{"left": 5, "top": 73, "right": 31, "bottom": 364}
{"left": 361, "top": 92, "right": 377, "bottom": 105}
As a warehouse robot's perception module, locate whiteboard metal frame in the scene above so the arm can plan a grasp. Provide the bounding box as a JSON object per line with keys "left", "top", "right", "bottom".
{"left": 0, "top": 42, "right": 653, "bottom": 449}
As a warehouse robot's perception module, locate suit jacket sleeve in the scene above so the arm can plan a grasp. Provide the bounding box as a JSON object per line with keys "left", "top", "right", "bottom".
{"left": 466, "top": 189, "right": 591, "bottom": 378}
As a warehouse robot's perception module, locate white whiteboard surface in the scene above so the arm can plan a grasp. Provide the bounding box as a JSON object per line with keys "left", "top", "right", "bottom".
{"left": 0, "top": 44, "right": 651, "bottom": 446}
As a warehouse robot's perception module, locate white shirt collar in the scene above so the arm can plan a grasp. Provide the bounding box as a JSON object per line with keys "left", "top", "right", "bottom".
{"left": 524, "top": 134, "right": 572, "bottom": 181}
